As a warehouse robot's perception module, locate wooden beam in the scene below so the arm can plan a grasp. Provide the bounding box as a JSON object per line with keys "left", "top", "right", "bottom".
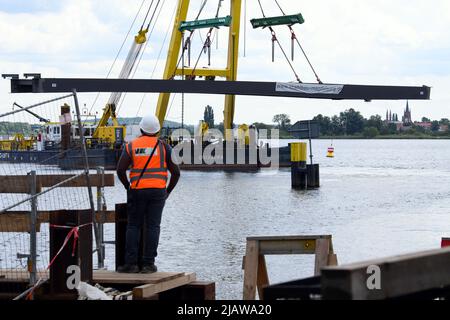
{"left": 93, "top": 271, "right": 185, "bottom": 285}
{"left": 258, "top": 239, "right": 317, "bottom": 255}
{"left": 132, "top": 273, "right": 196, "bottom": 299}
{"left": 0, "top": 174, "right": 115, "bottom": 194}
{"left": 0, "top": 210, "right": 116, "bottom": 232}
{"left": 248, "top": 236, "right": 332, "bottom": 255}
{"left": 0, "top": 269, "right": 48, "bottom": 281}
{"left": 321, "top": 247, "right": 450, "bottom": 300}
{"left": 247, "top": 235, "right": 332, "bottom": 241}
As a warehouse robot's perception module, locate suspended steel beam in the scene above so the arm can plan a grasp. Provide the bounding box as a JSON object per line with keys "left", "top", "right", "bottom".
{"left": 179, "top": 16, "right": 232, "bottom": 32}
{"left": 6, "top": 76, "right": 431, "bottom": 101}
{"left": 251, "top": 13, "right": 305, "bottom": 29}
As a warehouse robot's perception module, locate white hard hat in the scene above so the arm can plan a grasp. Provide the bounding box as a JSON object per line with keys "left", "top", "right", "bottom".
{"left": 139, "top": 114, "right": 161, "bottom": 135}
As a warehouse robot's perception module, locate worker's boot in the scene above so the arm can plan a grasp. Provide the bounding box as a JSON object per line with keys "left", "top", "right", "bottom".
{"left": 141, "top": 264, "right": 157, "bottom": 274}
{"left": 117, "top": 264, "right": 140, "bottom": 273}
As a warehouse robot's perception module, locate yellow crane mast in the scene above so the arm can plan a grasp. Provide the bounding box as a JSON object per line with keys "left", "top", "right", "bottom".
{"left": 155, "top": 0, "right": 242, "bottom": 140}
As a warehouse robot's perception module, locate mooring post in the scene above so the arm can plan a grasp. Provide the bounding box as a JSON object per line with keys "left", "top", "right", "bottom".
{"left": 290, "top": 142, "right": 307, "bottom": 189}
{"left": 28, "top": 170, "right": 37, "bottom": 289}
{"left": 60, "top": 103, "right": 71, "bottom": 155}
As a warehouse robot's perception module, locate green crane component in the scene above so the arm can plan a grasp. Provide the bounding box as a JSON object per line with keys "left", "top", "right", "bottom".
{"left": 179, "top": 15, "right": 232, "bottom": 32}
{"left": 251, "top": 13, "right": 304, "bottom": 29}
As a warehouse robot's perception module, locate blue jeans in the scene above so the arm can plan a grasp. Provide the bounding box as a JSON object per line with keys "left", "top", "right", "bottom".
{"left": 125, "top": 188, "right": 167, "bottom": 266}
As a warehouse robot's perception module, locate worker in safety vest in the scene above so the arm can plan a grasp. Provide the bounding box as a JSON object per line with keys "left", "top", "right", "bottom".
{"left": 116, "top": 114, "right": 180, "bottom": 273}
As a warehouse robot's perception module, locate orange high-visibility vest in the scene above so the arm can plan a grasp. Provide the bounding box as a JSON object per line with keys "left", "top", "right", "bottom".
{"left": 126, "top": 136, "right": 168, "bottom": 189}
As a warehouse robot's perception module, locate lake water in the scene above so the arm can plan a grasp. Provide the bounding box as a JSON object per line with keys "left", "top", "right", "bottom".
{"left": 1, "top": 139, "right": 449, "bottom": 299}
{"left": 102, "top": 139, "right": 450, "bottom": 299}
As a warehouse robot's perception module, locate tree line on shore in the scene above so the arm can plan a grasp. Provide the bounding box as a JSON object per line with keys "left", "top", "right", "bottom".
{"left": 250, "top": 109, "right": 450, "bottom": 138}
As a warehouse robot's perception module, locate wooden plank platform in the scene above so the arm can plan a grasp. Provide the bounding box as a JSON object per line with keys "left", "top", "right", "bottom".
{"left": 0, "top": 270, "right": 191, "bottom": 284}
{"left": 0, "top": 269, "right": 205, "bottom": 300}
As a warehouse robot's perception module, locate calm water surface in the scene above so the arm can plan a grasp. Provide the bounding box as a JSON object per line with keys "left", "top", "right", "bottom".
{"left": 1, "top": 139, "right": 448, "bottom": 299}
{"left": 101, "top": 139, "right": 450, "bottom": 299}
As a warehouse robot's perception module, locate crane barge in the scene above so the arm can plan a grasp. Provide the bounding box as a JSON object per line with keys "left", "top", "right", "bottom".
{"left": 1, "top": 0, "right": 431, "bottom": 170}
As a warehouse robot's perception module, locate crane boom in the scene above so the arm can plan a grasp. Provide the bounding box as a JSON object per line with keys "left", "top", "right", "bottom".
{"left": 92, "top": 28, "right": 148, "bottom": 143}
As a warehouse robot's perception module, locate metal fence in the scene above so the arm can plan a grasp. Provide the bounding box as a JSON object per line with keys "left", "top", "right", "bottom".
{"left": 0, "top": 92, "right": 107, "bottom": 297}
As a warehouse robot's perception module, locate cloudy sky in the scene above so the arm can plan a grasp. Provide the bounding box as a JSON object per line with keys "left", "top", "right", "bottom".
{"left": 0, "top": 0, "right": 449, "bottom": 125}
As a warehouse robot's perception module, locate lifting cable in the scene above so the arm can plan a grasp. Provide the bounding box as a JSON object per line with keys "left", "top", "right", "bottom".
{"left": 170, "top": 0, "right": 209, "bottom": 78}
{"left": 257, "top": 0, "right": 302, "bottom": 83}
{"left": 189, "top": 0, "right": 225, "bottom": 77}
{"left": 84, "top": 0, "right": 147, "bottom": 125}
{"left": 273, "top": 0, "right": 323, "bottom": 84}
{"left": 143, "top": 0, "right": 162, "bottom": 31}
{"left": 140, "top": 0, "right": 155, "bottom": 30}
{"left": 133, "top": 0, "right": 175, "bottom": 123}
{"left": 116, "top": 0, "right": 166, "bottom": 117}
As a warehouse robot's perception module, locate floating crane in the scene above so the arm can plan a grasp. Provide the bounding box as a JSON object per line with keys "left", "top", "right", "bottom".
{"left": 5, "top": 0, "right": 431, "bottom": 141}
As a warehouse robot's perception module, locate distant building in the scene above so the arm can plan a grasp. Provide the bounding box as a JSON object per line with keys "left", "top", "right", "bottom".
{"left": 439, "top": 124, "right": 449, "bottom": 132}
{"left": 385, "top": 110, "right": 400, "bottom": 123}
{"left": 414, "top": 122, "right": 432, "bottom": 130}
{"left": 385, "top": 109, "right": 403, "bottom": 131}
{"left": 402, "top": 101, "right": 413, "bottom": 126}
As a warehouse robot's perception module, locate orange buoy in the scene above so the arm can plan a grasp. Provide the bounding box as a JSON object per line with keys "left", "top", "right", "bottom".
{"left": 327, "top": 146, "right": 335, "bottom": 158}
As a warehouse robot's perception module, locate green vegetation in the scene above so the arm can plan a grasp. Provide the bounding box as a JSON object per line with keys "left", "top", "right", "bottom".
{"left": 0, "top": 122, "right": 33, "bottom": 135}
{"left": 312, "top": 109, "right": 450, "bottom": 139}
{"left": 249, "top": 110, "right": 450, "bottom": 139}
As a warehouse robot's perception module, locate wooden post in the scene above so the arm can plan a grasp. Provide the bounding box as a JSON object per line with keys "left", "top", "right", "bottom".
{"left": 257, "top": 255, "right": 269, "bottom": 299}
{"left": 314, "top": 238, "right": 330, "bottom": 275}
{"left": 242, "top": 240, "right": 259, "bottom": 300}
{"left": 115, "top": 203, "right": 144, "bottom": 270}
{"left": 307, "top": 164, "right": 320, "bottom": 189}
{"left": 49, "top": 210, "right": 92, "bottom": 299}
{"left": 60, "top": 103, "right": 71, "bottom": 153}
{"left": 115, "top": 203, "right": 127, "bottom": 270}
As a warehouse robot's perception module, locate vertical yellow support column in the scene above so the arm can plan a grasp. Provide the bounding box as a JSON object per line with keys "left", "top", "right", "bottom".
{"left": 291, "top": 142, "right": 308, "bottom": 189}
{"left": 155, "top": 0, "right": 191, "bottom": 126}
{"left": 290, "top": 142, "right": 307, "bottom": 163}
{"left": 224, "top": 0, "right": 242, "bottom": 140}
